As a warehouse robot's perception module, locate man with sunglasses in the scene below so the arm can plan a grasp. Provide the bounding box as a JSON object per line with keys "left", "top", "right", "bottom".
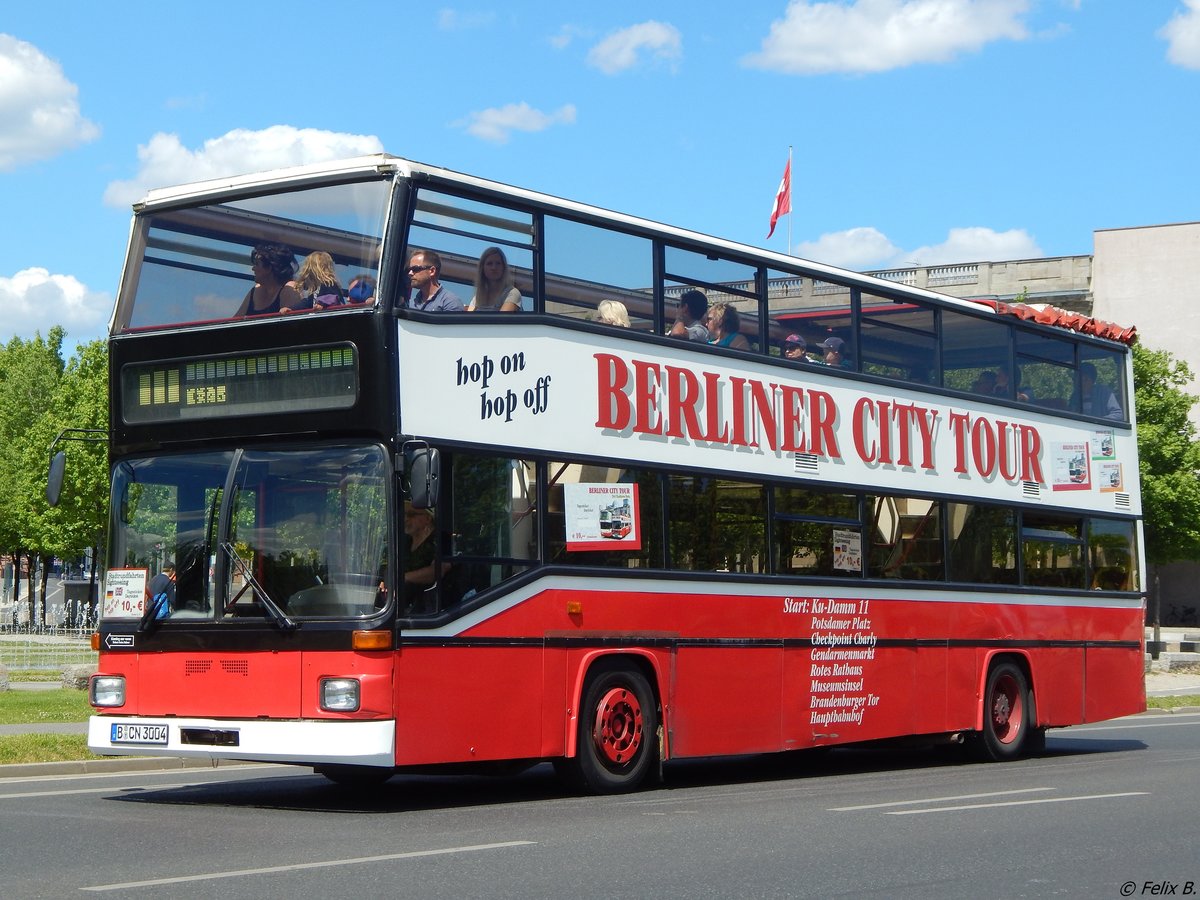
{"left": 406, "top": 250, "right": 464, "bottom": 312}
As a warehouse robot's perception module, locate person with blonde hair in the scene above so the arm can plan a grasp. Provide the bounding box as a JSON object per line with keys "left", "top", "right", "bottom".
{"left": 293, "top": 250, "right": 344, "bottom": 308}
{"left": 706, "top": 302, "right": 750, "bottom": 350}
{"left": 468, "top": 246, "right": 521, "bottom": 312}
{"left": 595, "top": 299, "right": 631, "bottom": 328}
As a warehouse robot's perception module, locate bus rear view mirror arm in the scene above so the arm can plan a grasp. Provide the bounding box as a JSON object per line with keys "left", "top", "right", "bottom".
{"left": 45, "top": 428, "right": 107, "bottom": 507}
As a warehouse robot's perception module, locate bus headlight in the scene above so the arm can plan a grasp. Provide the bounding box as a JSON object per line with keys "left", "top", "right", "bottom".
{"left": 320, "top": 678, "right": 360, "bottom": 712}
{"left": 90, "top": 675, "right": 126, "bottom": 708}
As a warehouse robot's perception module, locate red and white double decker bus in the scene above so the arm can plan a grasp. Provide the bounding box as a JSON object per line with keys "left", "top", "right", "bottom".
{"left": 85, "top": 155, "right": 1144, "bottom": 792}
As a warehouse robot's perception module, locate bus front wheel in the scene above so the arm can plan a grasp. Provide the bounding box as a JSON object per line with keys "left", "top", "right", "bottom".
{"left": 972, "top": 661, "right": 1033, "bottom": 762}
{"left": 564, "top": 662, "right": 658, "bottom": 794}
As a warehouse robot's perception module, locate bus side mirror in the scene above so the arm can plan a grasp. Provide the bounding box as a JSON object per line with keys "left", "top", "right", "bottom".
{"left": 46, "top": 451, "right": 67, "bottom": 507}
{"left": 405, "top": 445, "right": 441, "bottom": 509}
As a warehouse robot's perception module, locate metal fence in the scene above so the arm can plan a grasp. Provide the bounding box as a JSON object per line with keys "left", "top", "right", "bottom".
{"left": 0, "top": 624, "right": 98, "bottom": 672}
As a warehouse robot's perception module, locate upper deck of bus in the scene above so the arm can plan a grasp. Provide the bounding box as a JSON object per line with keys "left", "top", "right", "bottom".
{"left": 108, "top": 154, "right": 1138, "bottom": 493}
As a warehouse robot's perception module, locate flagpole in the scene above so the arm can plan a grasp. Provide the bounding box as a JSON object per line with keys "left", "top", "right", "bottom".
{"left": 786, "top": 145, "right": 793, "bottom": 255}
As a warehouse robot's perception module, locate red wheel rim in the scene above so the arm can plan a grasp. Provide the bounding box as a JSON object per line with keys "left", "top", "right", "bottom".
{"left": 592, "top": 686, "right": 644, "bottom": 765}
{"left": 989, "top": 672, "right": 1024, "bottom": 745}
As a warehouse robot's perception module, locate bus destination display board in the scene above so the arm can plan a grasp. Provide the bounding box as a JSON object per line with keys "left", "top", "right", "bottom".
{"left": 121, "top": 344, "right": 358, "bottom": 423}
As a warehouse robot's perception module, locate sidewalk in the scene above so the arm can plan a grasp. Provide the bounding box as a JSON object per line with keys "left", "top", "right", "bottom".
{"left": 1145, "top": 669, "right": 1200, "bottom": 698}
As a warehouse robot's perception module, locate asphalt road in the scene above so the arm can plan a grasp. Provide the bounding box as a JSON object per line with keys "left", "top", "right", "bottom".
{"left": 1, "top": 713, "right": 1197, "bottom": 899}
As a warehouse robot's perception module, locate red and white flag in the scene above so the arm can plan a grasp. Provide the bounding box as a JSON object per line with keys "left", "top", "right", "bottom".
{"left": 767, "top": 157, "right": 791, "bottom": 239}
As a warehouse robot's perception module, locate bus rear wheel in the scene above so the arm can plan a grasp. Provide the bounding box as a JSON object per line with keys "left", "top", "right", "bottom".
{"left": 972, "top": 661, "right": 1032, "bottom": 762}
{"left": 564, "top": 662, "right": 658, "bottom": 794}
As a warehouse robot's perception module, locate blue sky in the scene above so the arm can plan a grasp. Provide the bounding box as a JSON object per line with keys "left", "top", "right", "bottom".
{"left": 2, "top": 0, "right": 1198, "bottom": 349}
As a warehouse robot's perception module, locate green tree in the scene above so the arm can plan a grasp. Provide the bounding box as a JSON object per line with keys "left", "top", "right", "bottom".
{"left": 0, "top": 328, "right": 66, "bottom": 622}
{"left": 21, "top": 339, "right": 109, "bottom": 617}
{"left": 1133, "top": 343, "right": 1200, "bottom": 564}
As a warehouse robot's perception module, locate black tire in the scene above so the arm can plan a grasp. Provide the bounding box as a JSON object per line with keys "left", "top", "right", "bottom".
{"left": 314, "top": 764, "right": 395, "bottom": 788}
{"left": 972, "top": 661, "right": 1032, "bottom": 762}
{"left": 563, "top": 662, "right": 658, "bottom": 794}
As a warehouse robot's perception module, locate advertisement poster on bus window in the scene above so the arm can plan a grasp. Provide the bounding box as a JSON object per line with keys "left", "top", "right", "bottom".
{"left": 103, "top": 568, "right": 148, "bottom": 619}
{"left": 565, "top": 483, "right": 641, "bottom": 551}
{"left": 832, "top": 529, "right": 862, "bottom": 573}
{"left": 1051, "top": 441, "right": 1091, "bottom": 491}
{"left": 1090, "top": 428, "right": 1116, "bottom": 461}
{"left": 1098, "top": 461, "right": 1124, "bottom": 492}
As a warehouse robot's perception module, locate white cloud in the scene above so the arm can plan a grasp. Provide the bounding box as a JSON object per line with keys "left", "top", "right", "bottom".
{"left": 457, "top": 102, "right": 577, "bottom": 144}
{"left": 102, "top": 126, "right": 384, "bottom": 208}
{"left": 796, "top": 227, "right": 901, "bottom": 269}
{"left": 1160, "top": 0, "right": 1200, "bottom": 69}
{"left": 906, "top": 226, "right": 1042, "bottom": 266}
{"left": 795, "top": 225, "right": 1041, "bottom": 269}
{"left": 550, "top": 24, "right": 589, "bottom": 50}
{"left": 742, "top": 0, "right": 1029, "bottom": 75}
{"left": 587, "top": 21, "right": 682, "bottom": 74}
{"left": 0, "top": 34, "right": 99, "bottom": 171}
{"left": 0, "top": 267, "right": 110, "bottom": 342}
{"left": 437, "top": 8, "right": 496, "bottom": 30}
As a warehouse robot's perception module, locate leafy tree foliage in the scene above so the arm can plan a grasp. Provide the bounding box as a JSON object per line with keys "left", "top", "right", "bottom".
{"left": 0, "top": 331, "right": 107, "bottom": 623}
{"left": 1133, "top": 343, "right": 1200, "bottom": 564}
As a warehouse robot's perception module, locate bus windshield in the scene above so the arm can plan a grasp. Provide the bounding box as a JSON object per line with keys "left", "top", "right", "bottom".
{"left": 114, "top": 177, "right": 392, "bottom": 332}
{"left": 109, "top": 445, "right": 389, "bottom": 620}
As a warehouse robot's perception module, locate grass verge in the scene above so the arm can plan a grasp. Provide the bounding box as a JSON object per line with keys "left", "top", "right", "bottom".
{"left": 0, "top": 688, "right": 93, "bottom": 725}
{"left": 4, "top": 670, "right": 62, "bottom": 682}
{"left": 1145, "top": 694, "right": 1200, "bottom": 710}
{"left": 0, "top": 734, "right": 99, "bottom": 765}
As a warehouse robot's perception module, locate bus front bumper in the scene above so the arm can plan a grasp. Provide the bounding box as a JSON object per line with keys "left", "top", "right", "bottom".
{"left": 87, "top": 716, "right": 395, "bottom": 767}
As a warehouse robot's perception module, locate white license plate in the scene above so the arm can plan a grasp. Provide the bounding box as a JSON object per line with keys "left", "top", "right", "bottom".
{"left": 110, "top": 723, "right": 169, "bottom": 745}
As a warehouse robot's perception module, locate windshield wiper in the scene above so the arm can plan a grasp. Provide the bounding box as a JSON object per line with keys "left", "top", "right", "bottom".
{"left": 136, "top": 593, "right": 169, "bottom": 634}
{"left": 220, "top": 541, "right": 296, "bottom": 631}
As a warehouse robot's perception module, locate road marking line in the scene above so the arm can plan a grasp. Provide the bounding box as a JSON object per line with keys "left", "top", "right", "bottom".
{"left": 0, "top": 782, "right": 208, "bottom": 800}
{"left": 883, "top": 791, "right": 1147, "bottom": 815}
{"left": 1070, "top": 720, "right": 1200, "bottom": 732}
{"left": 0, "top": 764, "right": 286, "bottom": 785}
{"left": 81, "top": 841, "right": 537, "bottom": 891}
{"left": 830, "top": 788, "right": 1051, "bottom": 811}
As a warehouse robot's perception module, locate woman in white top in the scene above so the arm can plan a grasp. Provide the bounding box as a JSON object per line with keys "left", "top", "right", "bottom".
{"left": 468, "top": 246, "right": 522, "bottom": 312}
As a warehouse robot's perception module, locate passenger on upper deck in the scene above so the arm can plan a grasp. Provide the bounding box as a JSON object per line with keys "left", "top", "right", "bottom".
{"left": 595, "top": 299, "right": 631, "bottom": 327}
{"left": 817, "top": 336, "right": 852, "bottom": 369}
{"left": 706, "top": 303, "right": 751, "bottom": 350}
{"left": 468, "top": 247, "right": 522, "bottom": 312}
{"left": 293, "top": 251, "right": 345, "bottom": 309}
{"left": 668, "top": 289, "right": 710, "bottom": 343}
{"left": 346, "top": 274, "right": 376, "bottom": 305}
{"left": 235, "top": 244, "right": 305, "bottom": 317}
{"left": 994, "top": 365, "right": 1030, "bottom": 402}
{"left": 1074, "top": 362, "right": 1123, "bottom": 419}
{"left": 406, "top": 250, "right": 465, "bottom": 312}
{"left": 972, "top": 370, "right": 998, "bottom": 395}
{"left": 783, "top": 334, "right": 809, "bottom": 361}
